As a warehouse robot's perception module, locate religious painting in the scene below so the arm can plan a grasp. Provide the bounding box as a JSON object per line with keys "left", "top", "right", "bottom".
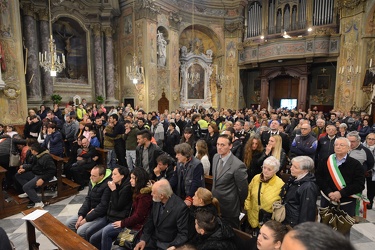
{"left": 317, "top": 75, "right": 330, "bottom": 89}
{"left": 254, "top": 79, "right": 261, "bottom": 91}
{"left": 53, "top": 17, "right": 88, "bottom": 83}
{"left": 187, "top": 64, "right": 205, "bottom": 99}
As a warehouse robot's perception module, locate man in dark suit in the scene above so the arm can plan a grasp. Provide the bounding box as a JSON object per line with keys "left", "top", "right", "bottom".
{"left": 212, "top": 134, "right": 248, "bottom": 229}
{"left": 134, "top": 179, "right": 189, "bottom": 250}
{"left": 261, "top": 120, "right": 290, "bottom": 154}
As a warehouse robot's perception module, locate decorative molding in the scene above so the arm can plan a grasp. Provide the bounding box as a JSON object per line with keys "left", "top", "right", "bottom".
{"left": 135, "top": 0, "right": 160, "bottom": 21}
{"left": 239, "top": 36, "right": 340, "bottom": 65}
{"left": 3, "top": 86, "right": 21, "bottom": 100}
{"left": 169, "top": 11, "right": 181, "bottom": 30}
{"left": 337, "top": 0, "right": 364, "bottom": 10}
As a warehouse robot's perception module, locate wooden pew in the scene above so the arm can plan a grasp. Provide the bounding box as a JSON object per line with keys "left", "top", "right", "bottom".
{"left": 42, "top": 154, "right": 79, "bottom": 204}
{"left": 0, "top": 166, "right": 7, "bottom": 210}
{"left": 205, "top": 175, "right": 213, "bottom": 191}
{"left": 95, "top": 147, "right": 108, "bottom": 166}
{"left": 22, "top": 207, "right": 97, "bottom": 250}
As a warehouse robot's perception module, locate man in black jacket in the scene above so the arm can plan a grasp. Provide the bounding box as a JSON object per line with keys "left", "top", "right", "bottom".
{"left": 134, "top": 179, "right": 188, "bottom": 250}
{"left": 104, "top": 114, "right": 126, "bottom": 167}
{"left": 65, "top": 165, "right": 112, "bottom": 240}
{"left": 15, "top": 143, "right": 56, "bottom": 208}
{"left": 135, "top": 130, "right": 164, "bottom": 180}
{"left": 316, "top": 137, "right": 365, "bottom": 229}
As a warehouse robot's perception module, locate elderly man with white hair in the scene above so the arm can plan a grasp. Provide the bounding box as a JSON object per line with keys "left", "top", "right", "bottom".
{"left": 283, "top": 156, "right": 319, "bottom": 227}
{"left": 312, "top": 118, "right": 326, "bottom": 139}
{"left": 316, "top": 137, "right": 365, "bottom": 235}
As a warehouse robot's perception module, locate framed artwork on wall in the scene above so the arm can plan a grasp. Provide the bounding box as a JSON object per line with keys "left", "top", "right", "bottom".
{"left": 317, "top": 75, "right": 330, "bottom": 89}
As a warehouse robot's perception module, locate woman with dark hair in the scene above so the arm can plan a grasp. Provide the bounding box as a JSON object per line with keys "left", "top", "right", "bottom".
{"left": 243, "top": 136, "right": 264, "bottom": 183}
{"left": 87, "top": 166, "right": 133, "bottom": 244}
{"left": 254, "top": 220, "right": 289, "bottom": 250}
{"left": 358, "top": 119, "right": 372, "bottom": 142}
{"left": 90, "top": 167, "right": 152, "bottom": 250}
{"left": 41, "top": 123, "right": 64, "bottom": 157}
{"left": 190, "top": 209, "right": 237, "bottom": 250}
{"left": 181, "top": 127, "right": 196, "bottom": 152}
{"left": 204, "top": 123, "right": 219, "bottom": 169}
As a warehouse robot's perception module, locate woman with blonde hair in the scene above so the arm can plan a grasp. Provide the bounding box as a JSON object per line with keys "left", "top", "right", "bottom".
{"left": 262, "top": 135, "right": 287, "bottom": 172}
{"left": 192, "top": 187, "right": 221, "bottom": 216}
{"left": 195, "top": 140, "right": 210, "bottom": 175}
{"left": 243, "top": 136, "right": 264, "bottom": 182}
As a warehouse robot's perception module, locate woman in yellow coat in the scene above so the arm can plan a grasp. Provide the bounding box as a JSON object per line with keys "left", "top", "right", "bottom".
{"left": 244, "top": 156, "right": 285, "bottom": 235}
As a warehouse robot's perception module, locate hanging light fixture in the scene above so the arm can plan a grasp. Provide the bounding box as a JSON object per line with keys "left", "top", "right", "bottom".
{"left": 187, "top": 0, "right": 199, "bottom": 86}
{"left": 126, "top": 54, "right": 143, "bottom": 84}
{"left": 126, "top": 0, "right": 144, "bottom": 85}
{"left": 39, "top": 0, "right": 65, "bottom": 77}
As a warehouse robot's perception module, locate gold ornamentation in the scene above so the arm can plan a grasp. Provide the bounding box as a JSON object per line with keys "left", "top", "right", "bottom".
{"left": 3, "top": 87, "right": 20, "bottom": 99}
{"left": 338, "top": 0, "right": 364, "bottom": 9}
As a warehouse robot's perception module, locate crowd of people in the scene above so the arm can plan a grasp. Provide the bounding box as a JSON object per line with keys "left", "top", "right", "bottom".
{"left": 1, "top": 102, "right": 369, "bottom": 249}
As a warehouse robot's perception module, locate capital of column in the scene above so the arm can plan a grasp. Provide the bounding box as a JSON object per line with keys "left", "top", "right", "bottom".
{"left": 91, "top": 24, "right": 102, "bottom": 37}
{"left": 38, "top": 8, "right": 49, "bottom": 22}
{"left": 103, "top": 27, "right": 114, "bottom": 38}
{"left": 22, "top": 3, "right": 37, "bottom": 18}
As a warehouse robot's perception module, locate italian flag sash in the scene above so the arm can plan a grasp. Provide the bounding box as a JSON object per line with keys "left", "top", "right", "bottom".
{"left": 327, "top": 154, "right": 361, "bottom": 199}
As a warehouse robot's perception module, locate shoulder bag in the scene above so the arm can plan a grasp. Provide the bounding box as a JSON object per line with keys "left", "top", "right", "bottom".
{"left": 9, "top": 138, "right": 21, "bottom": 167}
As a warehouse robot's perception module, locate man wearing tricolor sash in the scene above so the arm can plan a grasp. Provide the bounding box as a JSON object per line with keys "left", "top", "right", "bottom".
{"left": 316, "top": 137, "right": 365, "bottom": 223}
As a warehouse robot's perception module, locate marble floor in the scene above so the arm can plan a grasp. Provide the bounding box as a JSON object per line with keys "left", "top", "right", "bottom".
{"left": 1, "top": 188, "right": 375, "bottom": 250}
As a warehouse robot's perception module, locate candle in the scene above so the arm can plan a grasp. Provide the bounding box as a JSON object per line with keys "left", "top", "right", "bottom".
{"left": 370, "top": 59, "right": 372, "bottom": 68}
{"left": 39, "top": 52, "right": 41, "bottom": 62}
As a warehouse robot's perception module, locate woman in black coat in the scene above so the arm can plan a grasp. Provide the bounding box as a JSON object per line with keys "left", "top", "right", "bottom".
{"left": 86, "top": 166, "right": 132, "bottom": 242}
{"left": 283, "top": 156, "right": 319, "bottom": 227}
{"left": 191, "top": 209, "right": 237, "bottom": 250}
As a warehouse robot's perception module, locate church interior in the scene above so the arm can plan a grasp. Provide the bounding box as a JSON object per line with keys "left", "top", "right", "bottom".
{"left": 0, "top": 0, "right": 375, "bottom": 124}
{"left": 1, "top": 1, "right": 375, "bottom": 249}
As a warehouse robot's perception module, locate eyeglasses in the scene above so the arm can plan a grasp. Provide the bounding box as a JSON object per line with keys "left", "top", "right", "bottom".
{"left": 368, "top": 138, "right": 375, "bottom": 141}
{"left": 300, "top": 128, "right": 309, "bottom": 130}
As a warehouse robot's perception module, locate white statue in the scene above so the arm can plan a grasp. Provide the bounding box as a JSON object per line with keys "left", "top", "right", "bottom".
{"left": 157, "top": 31, "right": 167, "bottom": 67}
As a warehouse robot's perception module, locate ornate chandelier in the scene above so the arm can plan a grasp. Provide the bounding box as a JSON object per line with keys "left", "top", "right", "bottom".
{"left": 126, "top": 54, "right": 143, "bottom": 84}
{"left": 39, "top": 0, "right": 65, "bottom": 76}
{"left": 187, "top": 70, "right": 200, "bottom": 87}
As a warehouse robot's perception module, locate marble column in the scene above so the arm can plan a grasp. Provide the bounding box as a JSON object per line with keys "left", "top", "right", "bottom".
{"left": 23, "top": 4, "right": 42, "bottom": 105}
{"left": 39, "top": 8, "right": 53, "bottom": 102}
{"left": 298, "top": 75, "right": 308, "bottom": 111}
{"left": 92, "top": 24, "right": 104, "bottom": 98}
{"left": 103, "top": 26, "right": 118, "bottom": 105}
{"left": 260, "top": 77, "right": 269, "bottom": 109}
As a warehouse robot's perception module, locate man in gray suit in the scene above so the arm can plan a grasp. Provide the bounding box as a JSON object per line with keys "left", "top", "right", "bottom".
{"left": 212, "top": 134, "right": 248, "bottom": 228}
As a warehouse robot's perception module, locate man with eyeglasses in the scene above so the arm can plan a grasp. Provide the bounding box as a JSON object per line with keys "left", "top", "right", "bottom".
{"left": 316, "top": 137, "right": 364, "bottom": 236}
{"left": 348, "top": 131, "right": 375, "bottom": 209}
{"left": 290, "top": 123, "right": 317, "bottom": 160}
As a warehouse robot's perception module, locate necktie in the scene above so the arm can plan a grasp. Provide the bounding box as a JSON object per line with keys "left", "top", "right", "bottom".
{"left": 217, "top": 158, "right": 224, "bottom": 177}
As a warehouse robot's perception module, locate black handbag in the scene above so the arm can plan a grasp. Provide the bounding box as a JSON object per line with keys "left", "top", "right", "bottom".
{"left": 258, "top": 182, "right": 272, "bottom": 226}
{"left": 114, "top": 227, "right": 140, "bottom": 249}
